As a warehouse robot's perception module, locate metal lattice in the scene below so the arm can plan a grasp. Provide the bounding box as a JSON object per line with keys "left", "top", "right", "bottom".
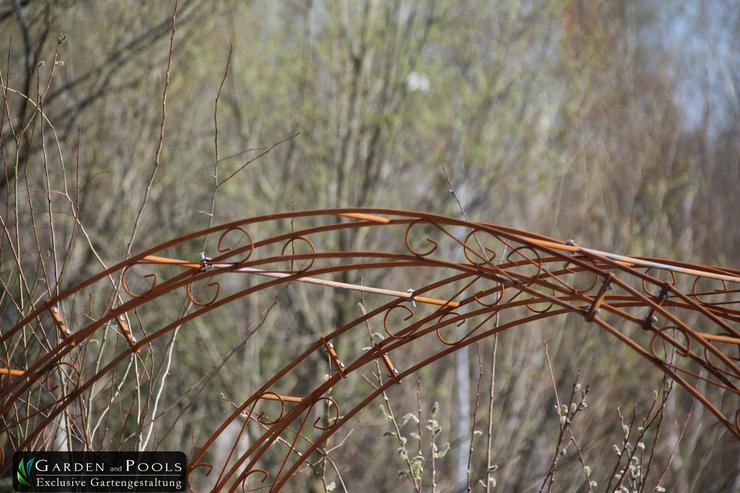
{"left": 1, "top": 209, "right": 738, "bottom": 491}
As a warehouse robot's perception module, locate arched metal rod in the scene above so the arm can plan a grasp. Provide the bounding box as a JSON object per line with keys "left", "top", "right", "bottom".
{"left": 2, "top": 209, "right": 737, "bottom": 486}
{"left": 269, "top": 307, "right": 736, "bottom": 491}
{"left": 4, "top": 208, "right": 736, "bottom": 347}
{"left": 200, "top": 284, "right": 739, "bottom": 490}
{"left": 0, "top": 259, "right": 478, "bottom": 444}
{"left": 210, "top": 294, "right": 739, "bottom": 491}
{"left": 11, "top": 239, "right": 576, "bottom": 464}
{"left": 1, "top": 243, "right": 671, "bottom": 407}
{"left": 215, "top": 293, "right": 738, "bottom": 491}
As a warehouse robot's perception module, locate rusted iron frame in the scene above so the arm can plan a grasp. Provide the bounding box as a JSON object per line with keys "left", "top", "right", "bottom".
{"left": 188, "top": 268, "right": 483, "bottom": 484}
{"left": 1, "top": 294, "right": 736, "bottom": 452}
{"left": 575, "top": 253, "right": 739, "bottom": 374}
{"left": 0, "top": 263, "right": 473, "bottom": 440}
{"left": 0, "top": 238, "right": 612, "bottom": 406}
{"left": 0, "top": 257, "right": 469, "bottom": 448}
{"left": 507, "top": 273, "right": 740, "bottom": 381}
{"left": 269, "top": 303, "right": 739, "bottom": 491}
{"left": 142, "top": 255, "right": 459, "bottom": 307}
{"left": 197, "top": 276, "right": 736, "bottom": 488}
{"left": 2, "top": 209, "right": 732, "bottom": 362}
{"left": 1, "top": 249, "right": 477, "bottom": 411}
{"left": 516, "top": 231, "right": 739, "bottom": 338}
{"left": 10, "top": 242, "right": 558, "bottom": 460}
{"left": 145, "top": 253, "right": 740, "bottom": 328}
{"left": 241, "top": 290, "right": 740, "bottom": 490}
{"left": 513, "top": 249, "right": 740, "bottom": 390}
{"left": 224, "top": 402, "right": 345, "bottom": 492}
{"left": 1, "top": 258, "right": 414, "bottom": 431}
{"left": 2, "top": 239, "right": 736, "bottom": 442}
{"left": 215, "top": 299, "right": 739, "bottom": 485}
{"left": 200, "top": 267, "right": 583, "bottom": 489}
{"left": 3, "top": 207, "right": 734, "bottom": 348}
{"left": 209, "top": 269, "right": 739, "bottom": 490}
{"left": 505, "top": 237, "right": 739, "bottom": 375}
{"left": 266, "top": 309, "right": 576, "bottom": 490}
{"left": 2, "top": 209, "right": 737, "bottom": 483}
{"left": 0, "top": 246, "right": 443, "bottom": 398}
{"left": 215, "top": 305, "right": 498, "bottom": 492}
{"left": 2, "top": 322, "right": 736, "bottom": 480}
{"left": 0, "top": 211, "right": 499, "bottom": 375}
{"left": 3, "top": 209, "right": 450, "bottom": 345}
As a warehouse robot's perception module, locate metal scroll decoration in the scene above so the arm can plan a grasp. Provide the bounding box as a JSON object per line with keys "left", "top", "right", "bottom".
{"left": 0, "top": 209, "right": 738, "bottom": 491}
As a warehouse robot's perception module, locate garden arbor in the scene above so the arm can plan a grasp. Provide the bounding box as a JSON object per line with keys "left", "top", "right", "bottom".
{"left": 1, "top": 209, "right": 738, "bottom": 491}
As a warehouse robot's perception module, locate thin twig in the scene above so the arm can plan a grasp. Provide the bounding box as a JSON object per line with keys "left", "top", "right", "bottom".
{"left": 219, "top": 131, "right": 300, "bottom": 186}
{"left": 124, "top": 0, "right": 178, "bottom": 258}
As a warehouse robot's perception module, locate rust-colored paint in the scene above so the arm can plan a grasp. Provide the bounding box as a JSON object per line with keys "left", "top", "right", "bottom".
{"left": 1, "top": 209, "right": 737, "bottom": 491}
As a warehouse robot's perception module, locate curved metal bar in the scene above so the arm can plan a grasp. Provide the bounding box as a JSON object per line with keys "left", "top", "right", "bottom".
{"left": 2, "top": 208, "right": 737, "bottom": 491}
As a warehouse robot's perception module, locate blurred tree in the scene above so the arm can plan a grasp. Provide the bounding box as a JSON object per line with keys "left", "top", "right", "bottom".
{"left": 1, "top": 0, "right": 737, "bottom": 491}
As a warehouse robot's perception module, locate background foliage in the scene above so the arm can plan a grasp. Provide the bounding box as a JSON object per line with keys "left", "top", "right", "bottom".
{"left": 1, "top": 1, "right": 738, "bottom": 491}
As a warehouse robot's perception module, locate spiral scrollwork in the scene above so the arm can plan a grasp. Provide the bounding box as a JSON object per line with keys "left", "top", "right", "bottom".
{"left": 186, "top": 277, "right": 222, "bottom": 307}
{"left": 641, "top": 268, "right": 677, "bottom": 299}
{"left": 256, "top": 392, "right": 288, "bottom": 426}
{"left": 383, "top": 304, "right": 415, "bottom": 340}
{"left": 561, "top": 261, "right": 599, "bottom": 295}
{"left": 473, "top": 284, "right": 504, "bottom": 308}
{"left": 187, "top": 463, "right": 213, "bottom": 493}
{"left": 435, "top": 311, "right": 472, "bottom": 346}
{"left": 241, "top": 469, "right": 269, "bottom": 493}
{"left": 525, "top": 287, "right": 555, "bottom": 314}
{"left": 281, "top": 236, "right": 316, "bottom": 273}
{"left": 217, "top": 226, "right": 254, "bottom": 265}
{"left": 404, "top": 219, "right": 439, "bottom": 257}
{"left": 504, "top": 246, "right": 544, "bottom": 287}
{"left": 121, "top": 265, "right": 157, "bottom": 298}
{"left": 42, "top": 361, "right": 81, "bottom": 394}
{"left": 649, "top": 325, "right": 692, "bottom": 362}
{"left": 310, "top": 396, "right": 341, "bottom": 431}
{"left": 691, "top": 276, "right": 731, "bottom": 306}
{"left": 462, "top": 228, "right": 500, "bottom": 266}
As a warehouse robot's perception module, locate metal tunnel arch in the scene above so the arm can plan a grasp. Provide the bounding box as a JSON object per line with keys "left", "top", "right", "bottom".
{"left": 1, "top": 209, "right": 738, "bottom": 491}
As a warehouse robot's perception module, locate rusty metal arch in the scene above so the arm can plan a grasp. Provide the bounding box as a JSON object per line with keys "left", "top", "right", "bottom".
{"left": 1, "top": 208, "right": 738, "bottom": 491}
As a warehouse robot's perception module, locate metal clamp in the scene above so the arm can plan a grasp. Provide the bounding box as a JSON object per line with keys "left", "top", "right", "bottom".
{"left": 585, "top": 274, "right": 612, "bottom": 322}
{"left": 643, "top": 283, "right": 671, "bottom": 329}
{"left": 321, "top": 337, "right": 346, "bottom": 378}
{"left": 115, "top": 315, "right": 138, "bottom": 350}
{"left": 50, "top": 306, "right": 73, "bottom": 344}
{"left": 379, "top": 349, "right": 401, "bottom": 384}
